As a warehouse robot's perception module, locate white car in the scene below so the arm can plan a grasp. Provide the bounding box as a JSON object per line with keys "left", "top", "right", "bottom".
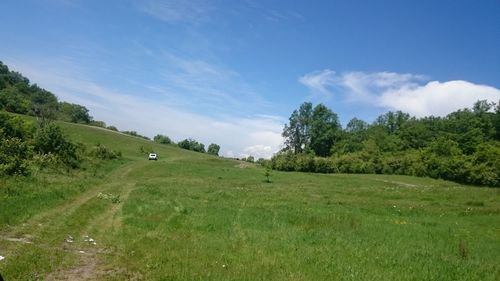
{"left": 148, "top": 153, "right": 158, "bottom": 160}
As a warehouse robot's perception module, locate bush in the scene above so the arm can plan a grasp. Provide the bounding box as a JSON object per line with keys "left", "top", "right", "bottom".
{"left": 207, "top": 143, "right": 220, "bottom": 156}
{"left": 178, "top": 138, "right": 205, "bottom": 153}
{"left": 89, "top": 143, "right": 122, "bottom": 160}
{"left": 0, "top": 137, "right": 31, "bottom": 175}
{"left": 154, "top": 134, "right": 172, "bottom": 144}
{"left": 33, "top": 123, "right": 79, "bottom": 168}
{"left": 314, "top": 157, "right": 337, "bottom": 173}
{"left": 0, "top": 112, "right": 34, "bottom": 139}
{"left": 467, "top": 142, "right": 500, "bottom": 186}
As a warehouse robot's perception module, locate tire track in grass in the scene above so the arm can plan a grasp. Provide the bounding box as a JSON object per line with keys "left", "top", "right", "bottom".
{"left": 45, "top": 182, "right": 137, "bottom": 281}
{"left": 1, "top": 162, "right": 137, "bottom": 239}
{"left": 231, "top": 198, "right": 249, "bottom": 269}
{"left": 0, "top": 161, "right": 146, "bottom": 280}
{"left": 43, "top": 160, "right": 151, "bottom": 280}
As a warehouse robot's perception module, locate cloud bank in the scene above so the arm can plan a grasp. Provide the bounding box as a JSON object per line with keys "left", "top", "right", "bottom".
{"left": 299, "top": 69, "right": 500, "bottom": 117}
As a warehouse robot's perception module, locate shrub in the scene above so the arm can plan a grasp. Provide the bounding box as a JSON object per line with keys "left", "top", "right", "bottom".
{"left": 89, "top": 143, "right": 122, "bottom": 160}
{"left": 314, "top": 157, "right": 337, "bottom": 173}
{"left": 154, "top": 134, "right": 172, "bottom": 144}
{"left": 33, "top": 123, "right": 79, "bottom": 168}
{"left": 178, "top": 138, "right": 205, "bottom": 153}
{"left": 207, "top": 143, "right": 220, "bottom": 156}
{"left": 0, "top": 137, "right": 31, "bottom": 175}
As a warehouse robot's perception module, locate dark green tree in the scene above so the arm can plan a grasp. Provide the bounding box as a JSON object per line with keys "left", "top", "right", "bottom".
{"left": 309, "top": 104, "right": 341, "bottom": 157}
{"left": 282, "top": 102, "right": 313, "bottom": 153}
{"left": 178, "top": 138, "right": 205, "bottom": 153}
{"left": 207, "top": 143, "right": 220, "bottom": 156}
{"left": 58, "top": 102, "right": 91, "bottom": 123}
{"left": 154, "top": 134, "right": 172, "bottom": 144}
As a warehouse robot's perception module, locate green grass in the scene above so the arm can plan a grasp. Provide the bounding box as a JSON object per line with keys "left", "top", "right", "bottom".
{"left": 1, "top": 120, "right": 499, "bottom": 280}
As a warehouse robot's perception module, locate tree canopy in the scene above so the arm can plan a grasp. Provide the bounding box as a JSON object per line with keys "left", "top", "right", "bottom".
{"left": 275, "top": 101, "right": 500, "bottom": 187}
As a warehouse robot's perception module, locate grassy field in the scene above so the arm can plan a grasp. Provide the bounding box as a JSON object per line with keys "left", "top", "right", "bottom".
{"left": 1, "top": 121, "right": 499, "bottom": 280}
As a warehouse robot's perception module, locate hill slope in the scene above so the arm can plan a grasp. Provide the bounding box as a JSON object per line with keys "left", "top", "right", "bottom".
{"left": 1, "top": 121, "right": 499, "bottom": 280}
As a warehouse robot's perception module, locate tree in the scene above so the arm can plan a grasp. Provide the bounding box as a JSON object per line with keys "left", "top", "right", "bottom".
{"left": 178, "top": 138, "right": 205, "bottom": 153}
{"left": 495, "top": 100, "right": 500, "bottom": 140}
{"left": 58, "top": 102, "right": 91, "bottom": 123}
{"left": 264, "top": 167, "right": 271, "bottom": 183}
{"left": 309, "top": 104, "right": 341, "bottom": 157}
{"left": 154, "top": 134, "right": 172, "bottom": 144}
{"left": 30, "top": 85, "right": 58, "bottom": 119}
{"left": 332, "top": 118, "right": 369, "bottom": 154}
{"left": 0, "top": 87, "right": 31, "bottom": 113}
{"left": 282, "top": 102, "right": 313, "bottom": 153}
{"left": 207, "top": 143, "right": 220, "bottom": 156}
{"left": 375, "top": 111, "right": 410, "bottom": 134}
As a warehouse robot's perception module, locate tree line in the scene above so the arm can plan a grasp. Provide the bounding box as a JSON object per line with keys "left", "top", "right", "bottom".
{"left": 272, "top": 101, "right": 500, "bottom": 187}
{"left": 154, "top": 134, "right": 220, "bottom": 156}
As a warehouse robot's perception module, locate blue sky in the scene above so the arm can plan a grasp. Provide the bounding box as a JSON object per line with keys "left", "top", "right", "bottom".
{"left": 1, "top": 0, "right": 499, "bottom": 158}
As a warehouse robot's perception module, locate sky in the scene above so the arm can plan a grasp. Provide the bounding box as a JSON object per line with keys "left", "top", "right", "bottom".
{"left": 1, "top": 0, "right": 499, "bottom": 159}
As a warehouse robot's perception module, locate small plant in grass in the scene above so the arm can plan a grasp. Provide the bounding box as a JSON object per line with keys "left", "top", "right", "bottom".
{"left": 174, "top": 205, "right": 188, "bottom": 214}
{"left": 458, "top": 240, "right": 468, "bottom": 259}
{"left": 97, "top": 192, "right": 121, "bottom": 203}
{"left": 264, "top": 167, "right": 272, "bottom": 183}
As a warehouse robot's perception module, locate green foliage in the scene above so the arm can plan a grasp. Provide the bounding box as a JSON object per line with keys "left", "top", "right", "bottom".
{"left": 207, "top": 143, "right": 221, "bottom": 156}
{"left": 89, "top": 120, "right": 106, "bottom": 128}
{"left": 58, "top": 102, "right": 91, "bottom": 123}
{"left": 33, "top": 123, "right": 80, "bottom": 168}
{"left": 0, "top": 86, "right": 30, "bottom": 113}
{"left": 89, "top": 143, "right": 122, "bottom": 160}
{"left": 0, "top": 137, "right": 31, "bottom": 175}
{"left": 0, "top": 112, "right": 34, "bottom": 139}
{"left": 97, "top": 192, "right": 121, "bottom": 203}
{"left": 0, "top": 61, "right": 96, "bottom": 124}
{"left": 153, "top": 134, "right": 172, "bottom": 144}
{"left": 282, "top": 102, "right": 313, "bottom": 153}
{"left": 276, "top": 100, "right": 500, "bottom": 187}
{"left": 122, "top": 130, "right": 150, "bottom": 140}
{"left": 178, "top": 138, "right": 206, "bottom": 153}
{"left": 106, "top": 125, "right": 118, "bottom": 131}
{"left": 310, "top": 104, "right": 341, "bottom": 157}
{"left": 264, "top": 166, "right": 271, "bottom": 182}
{"left": 467, "top": 142, "right": 500, "bottom": 186}
{"left": 30, "top": 85, "right": 58, "bottom": 119}
{"left": 256, "top": 158, "right": 267, "bottom": 165}
{"left": 246, "top": 155, "right": 255, "bottom": 163}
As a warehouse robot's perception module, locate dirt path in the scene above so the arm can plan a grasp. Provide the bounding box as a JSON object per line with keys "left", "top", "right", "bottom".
{"left": 1, "top": 160, "right": 147, "bottom": 280}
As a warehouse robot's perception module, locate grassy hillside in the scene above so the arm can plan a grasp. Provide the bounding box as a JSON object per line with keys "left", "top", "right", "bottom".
{"left": 1, "top": 120, "right": 499, "bottom": 280}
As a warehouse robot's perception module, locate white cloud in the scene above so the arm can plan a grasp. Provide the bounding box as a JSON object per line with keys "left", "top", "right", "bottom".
{"left": 379, "top": 80, "right": 500, "bottom": 117}
{"left": 298, "top": 69, "right": 337, "bottom": 95}
{"left": 299, "top": 69, "right": 500, "bottom": 117}
{"left": 243, "top": 145, "right": 273, "bottom": 159}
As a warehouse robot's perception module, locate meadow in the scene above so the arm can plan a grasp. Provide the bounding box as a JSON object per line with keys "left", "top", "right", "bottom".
{"left": 0, "top": 121, "right": 499, "bottom": 280}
